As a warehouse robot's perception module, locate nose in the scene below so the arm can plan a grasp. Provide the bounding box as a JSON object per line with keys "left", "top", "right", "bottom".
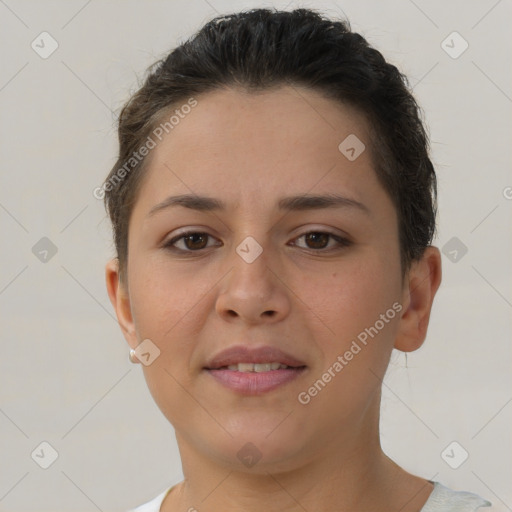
{"left": 215, "top": 240, "right": 291, "bottom": 325}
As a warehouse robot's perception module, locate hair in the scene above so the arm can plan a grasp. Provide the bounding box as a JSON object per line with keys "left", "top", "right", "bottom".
{"left": 103, "top": 7, "right": 437, "bottom": 284}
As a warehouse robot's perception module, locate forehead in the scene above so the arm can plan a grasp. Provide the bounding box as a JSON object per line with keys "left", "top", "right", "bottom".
{"left": 133, "top": 85, "right": 383, "bottom": 215}
{"left": 156, "top": 85, "right": 371, "bottom": 164}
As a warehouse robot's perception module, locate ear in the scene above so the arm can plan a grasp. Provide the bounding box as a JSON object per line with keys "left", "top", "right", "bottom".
{"left": 105, "top": 258, "right": 138, "bottom": 350}
{"left": 394, "top": 246, "right": 442, "bottom": 352}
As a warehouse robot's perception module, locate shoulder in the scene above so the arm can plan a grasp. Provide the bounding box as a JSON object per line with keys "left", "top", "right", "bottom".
{"left": 420, "top": 481, "right": 492, "bottom": 512}
{"left": 125, "top": 486, "right": 174, "bottom": 512}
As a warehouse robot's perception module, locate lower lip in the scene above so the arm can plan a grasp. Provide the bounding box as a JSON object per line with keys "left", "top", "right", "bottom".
{"left": 205, "top": 367, "right": 306, "bottom": 395}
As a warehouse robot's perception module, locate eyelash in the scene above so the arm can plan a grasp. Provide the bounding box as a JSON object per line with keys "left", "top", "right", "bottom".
{"left": 162, "top": 230, "right": 352, "bottom": 255}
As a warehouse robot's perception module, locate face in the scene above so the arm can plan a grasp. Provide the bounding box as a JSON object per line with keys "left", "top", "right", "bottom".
{"left": 109, "top": 86, "right": 417, "bottom": 472}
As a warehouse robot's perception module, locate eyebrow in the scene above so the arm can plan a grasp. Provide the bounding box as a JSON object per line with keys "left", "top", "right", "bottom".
{"left": 147, "top": 193, "right": 370, "bottom": 217}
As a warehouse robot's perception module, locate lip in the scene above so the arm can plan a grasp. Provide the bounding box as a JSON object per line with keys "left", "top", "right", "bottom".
{"left": 205, "top": 367, "right": 307, "bottom": 395}
{"left": 204, "top": 345, "right": 307, "bottom": 395}
{"left": 204, "top": 345, "right": 307, "bottom": 369}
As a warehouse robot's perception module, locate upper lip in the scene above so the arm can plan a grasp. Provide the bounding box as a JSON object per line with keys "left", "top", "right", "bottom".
{"left": 204, "top": 345, "right": 307, "bottom": 369}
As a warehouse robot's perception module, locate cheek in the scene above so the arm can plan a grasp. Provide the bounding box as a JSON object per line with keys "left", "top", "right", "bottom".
{"left": 129, "top": 263, "right": 208, "bottom": 428}
{"left": 295, "top": 264, "right": 400, "bottom": 421}
{"left": 128, "top": 256, "right": 209, "bottom": 340}
{"left": 304, "top": 256, "right": 399, "bottom": 338}
{"left": 304, "top": 254, "right": 401, "bottom": 398}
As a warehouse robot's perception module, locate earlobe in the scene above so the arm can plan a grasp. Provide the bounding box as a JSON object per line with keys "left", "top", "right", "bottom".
{"left": 105, "top": 258, "right": 138, "bottom": 348}
{"left": 394, "top": 246, "right": 442, "bottom": 353}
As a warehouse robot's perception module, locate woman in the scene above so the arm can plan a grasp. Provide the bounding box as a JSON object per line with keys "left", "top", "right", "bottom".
{"left": 102, "top": 8, "right": 492, "bottom": 512}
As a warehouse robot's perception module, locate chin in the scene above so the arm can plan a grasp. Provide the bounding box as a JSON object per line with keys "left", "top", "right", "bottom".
{"left": 221, "top": 444, "right": 308, "bottom": 475}
{"left": 207, "top": 424, "right": 310, "bottom": 473}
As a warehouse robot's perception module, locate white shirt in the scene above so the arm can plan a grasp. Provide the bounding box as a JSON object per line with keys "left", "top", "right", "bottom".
{"left": 126, "top": 481, "right": 492, "bottom": 511}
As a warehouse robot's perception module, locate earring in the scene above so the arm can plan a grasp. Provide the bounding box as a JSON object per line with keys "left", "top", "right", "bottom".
{"left": 129, "top": 349, "right": 138, "bottom": 364}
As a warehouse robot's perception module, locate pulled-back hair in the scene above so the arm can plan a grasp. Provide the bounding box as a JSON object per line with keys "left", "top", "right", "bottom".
{"left": 103, "top": 7, "right": 437, "bottom": 282}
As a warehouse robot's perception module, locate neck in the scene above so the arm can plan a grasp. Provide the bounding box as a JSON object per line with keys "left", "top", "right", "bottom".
{"left": 163, "top": 399, "right": 432, "bottom": 512}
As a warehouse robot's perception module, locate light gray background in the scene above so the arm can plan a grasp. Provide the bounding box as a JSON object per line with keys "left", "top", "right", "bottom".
{"left": 0, "top": 0, "right": 510, "bottom": 511}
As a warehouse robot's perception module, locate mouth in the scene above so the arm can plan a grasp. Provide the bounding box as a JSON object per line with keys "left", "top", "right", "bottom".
{"left": 213, "top": 362, "right": 305, "bottom": 372}
{"left": 204, "top": 345, "right": 308, "bottom": 395}
{"left": 204, "top": 365, "right": 307, "bottom": 395}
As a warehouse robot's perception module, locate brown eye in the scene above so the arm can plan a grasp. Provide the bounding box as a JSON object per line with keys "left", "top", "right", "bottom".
{"left": 304, "top": 232, "right": 330, "bottom": 249}
{"left": 163, "top": 230, "right": 351, "bottom": 255}
{"left": 293, "top": 231, "right": 352, "bottom": 252}
{"left": 164, "top": 231, "right": 217, "bottom": 252}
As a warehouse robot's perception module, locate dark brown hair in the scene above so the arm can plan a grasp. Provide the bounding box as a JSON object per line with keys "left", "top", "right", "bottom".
{"left": 103, "top": 7, "right": 437, "bottom": 283}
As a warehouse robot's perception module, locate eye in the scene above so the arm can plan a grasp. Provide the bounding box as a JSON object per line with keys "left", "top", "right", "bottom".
{"left": 291, "top": 231, "right": 352, "bottom": 252}
{"left": 162, "top": 230, "right": 351, "bottom": 254}
{"left": 163, "top": 231, "right": 219, "bottom": 253}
